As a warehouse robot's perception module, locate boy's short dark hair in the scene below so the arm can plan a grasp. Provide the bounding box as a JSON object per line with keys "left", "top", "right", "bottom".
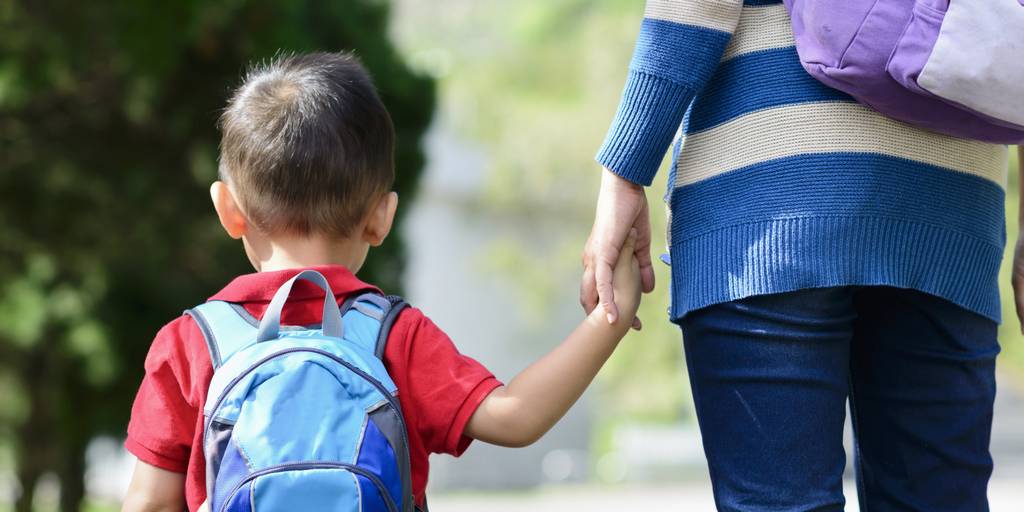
{"left": 218, "top": 51, "right": 395, "bottom": 237}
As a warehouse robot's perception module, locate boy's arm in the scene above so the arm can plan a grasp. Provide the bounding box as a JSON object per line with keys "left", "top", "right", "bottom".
{"left": 465, "top": 231, "right": 642, "bottom": 447}
{"left": 121, "top": 460, "right": 185, "bottom": 512}
{"left": 122, "top": 317, "right": 210, "bottom": 512}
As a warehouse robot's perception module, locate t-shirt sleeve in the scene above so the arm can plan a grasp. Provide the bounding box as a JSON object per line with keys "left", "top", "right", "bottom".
{"left": 125, "top": 316, "right": 208, "bottom": 473}
{"left": 385, "top": 308, "right": 503, "bottom": 456}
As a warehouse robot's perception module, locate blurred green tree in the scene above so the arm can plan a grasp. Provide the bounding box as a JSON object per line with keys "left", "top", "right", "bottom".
{"left": 0, "top": 1, "right": 434, "bottom": 510}
{"left": 392, "top": 0, "right": 692, "bottom": 434}
{"left": 392, "top": 1, "right": 1024, "bottom": 442}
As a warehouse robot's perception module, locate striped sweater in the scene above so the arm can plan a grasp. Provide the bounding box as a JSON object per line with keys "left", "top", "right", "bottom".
{"left": 598, "top": 0, "right": 1009, "bottom": 321}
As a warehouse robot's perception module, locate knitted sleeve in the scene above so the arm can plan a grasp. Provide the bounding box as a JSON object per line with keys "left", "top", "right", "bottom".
{"left": 596, "top": 0, "right": 742, "bottom": 186}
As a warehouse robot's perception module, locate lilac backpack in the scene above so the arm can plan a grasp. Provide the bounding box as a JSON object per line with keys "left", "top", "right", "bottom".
{"left": 784, "top": 0, "right": 1024, "bottom": 144}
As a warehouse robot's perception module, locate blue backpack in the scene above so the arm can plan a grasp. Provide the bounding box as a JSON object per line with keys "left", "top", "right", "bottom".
{"left": 186, "top": 270, "right": 416, "bottom": 512}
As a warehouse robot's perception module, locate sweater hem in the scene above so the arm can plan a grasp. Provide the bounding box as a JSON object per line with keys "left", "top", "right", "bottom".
{"left": 668, "top": 216, "right": 1004, "bottom": 323}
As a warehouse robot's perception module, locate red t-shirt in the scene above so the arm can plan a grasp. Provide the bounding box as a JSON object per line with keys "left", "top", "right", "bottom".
{"left": 125, "top": 265, "right": 502, "bottom": 511}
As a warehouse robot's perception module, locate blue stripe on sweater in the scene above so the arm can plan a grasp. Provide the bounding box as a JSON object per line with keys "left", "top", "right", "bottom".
{"left": 686, "top": 46, "right": 854, "bottom": 134}
{"left": 668, "top": 153, "right": 1005, "bottom": 322}
{"left": 631, "top": 18, "right": 734, "bottom": 88}
{"left": 668, "top": 215, "right": 1004, "bottom": 322}
{"left": 743, "top": 0, "right": 783, "bottom": 5}
{"left": 598, "top": 18, "right": 734, "bottom": 185}
{"left": 670, "top": 153, "right": 1005, "bottom": 246}
{"left": 596, "top": 73, "right": 696, "bottom": 186}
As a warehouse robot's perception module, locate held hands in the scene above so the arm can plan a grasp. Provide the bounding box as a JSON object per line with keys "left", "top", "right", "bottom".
{"left": 581, "top": 168, "right": 655, "bottom": 329}
{"left": 1014, "top": 147, "right": 1024, "bottom": 334}
{"left": 1014, "top": 240, "right": 1024, "bottom": 333}
{"left": 606, "top": 228, "right": 643, "bottom": 330}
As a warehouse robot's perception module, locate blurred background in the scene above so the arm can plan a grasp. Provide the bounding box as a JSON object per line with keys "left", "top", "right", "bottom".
{"left": 1, "top": 1, "right": 1022, "bottom": 510}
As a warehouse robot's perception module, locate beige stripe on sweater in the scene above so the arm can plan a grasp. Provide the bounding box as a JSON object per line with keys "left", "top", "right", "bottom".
{"left": 644, "top": 0, "right": 743, "bottom": 33}
{"left": 722, "top": 3, "right": 794, "bottom": 61}
{"left": 675, "top": 102, "right": 1009, "bottom": 188}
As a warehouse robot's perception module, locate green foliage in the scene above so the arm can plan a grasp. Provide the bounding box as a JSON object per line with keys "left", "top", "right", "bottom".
{"left": 394, "top": 0, "right": 1024, "bottom": 436}
{"left": 0, "top": 1, "right": 433, "bottom": 509}
{"left": 392, "top": 0, "right": 691, "bottom": 426}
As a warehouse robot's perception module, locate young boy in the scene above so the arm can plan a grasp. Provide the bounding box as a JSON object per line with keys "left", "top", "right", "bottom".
{"left": 121, "top": 52, "right": 641, "bottom": 512}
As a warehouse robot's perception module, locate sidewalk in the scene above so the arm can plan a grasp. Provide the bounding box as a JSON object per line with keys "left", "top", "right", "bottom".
{"left": 431, "top": 375, "right": 1024, "bottom": 511}
{"left": 430, "top": 480, "right": 1024, "bottom": 511}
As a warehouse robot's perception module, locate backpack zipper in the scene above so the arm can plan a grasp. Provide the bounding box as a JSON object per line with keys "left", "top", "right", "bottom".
{"left": 217, "top": 461, "right": 398, "bottom": 512}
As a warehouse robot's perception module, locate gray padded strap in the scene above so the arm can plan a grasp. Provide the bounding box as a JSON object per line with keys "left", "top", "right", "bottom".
{"left": 257, "top": 270, "right": 343, "bottom": 342}
{"left": 338, "top": 292, "right": 408, "bottom": 360}
{"left": 186, "top": 301, "right": 260, "bottom": 369}
{"left": 376, "top": 296, "right": 408, "bottom": 359}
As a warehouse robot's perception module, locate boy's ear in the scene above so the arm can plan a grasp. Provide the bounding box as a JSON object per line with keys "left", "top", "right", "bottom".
{"left": 363, "top": 191, "right": 398, "bottom": 247}
{"left": 210, "top": 181, "right": 249, "bottom": 240}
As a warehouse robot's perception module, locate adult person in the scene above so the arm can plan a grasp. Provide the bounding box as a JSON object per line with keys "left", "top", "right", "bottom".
{"left": 580, "top": 1, "right": 1020, "bottom": 510}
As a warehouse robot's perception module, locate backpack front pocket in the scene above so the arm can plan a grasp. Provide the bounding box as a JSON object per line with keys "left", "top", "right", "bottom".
{"left": 218, "top": 462, "right": 398, "bottom": 512}
{"left": 204, "top": 343, "right": 412, "bottom": 512}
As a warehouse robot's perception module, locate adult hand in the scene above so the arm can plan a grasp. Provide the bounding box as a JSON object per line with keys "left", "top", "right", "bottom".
{"left": 581, "top": 168, "right": 656, "bottom": 328}
{"left": 1012, "top": 147, "right": 1024, "bottom": 333}
{"left": 1013, "top": 238, "right": 1024, "bottom": 334}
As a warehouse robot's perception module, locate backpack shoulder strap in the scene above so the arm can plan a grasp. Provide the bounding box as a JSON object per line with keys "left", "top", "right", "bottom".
{"left": 340, "top": 292, "right": 414, "bottom": 512}
{"left": 339, "top": 292, "right": 408, "bottom": 359}
{"left": 185, "top": 301, "right": 259, "bottom": 369}
{"left": 377, "top": 295, "right": 408, "bottom": 359}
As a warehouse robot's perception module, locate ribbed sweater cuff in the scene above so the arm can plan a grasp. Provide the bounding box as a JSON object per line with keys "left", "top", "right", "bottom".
{"left": 596, "top": 71, "right": 695, "bottom": 186}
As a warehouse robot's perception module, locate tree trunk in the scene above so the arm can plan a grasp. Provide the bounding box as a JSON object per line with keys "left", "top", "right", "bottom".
{"left": 60, "top": 443, "right": 87, "bottom": 512}
{"left": 13, "top": 402, "right": 47, "bottom": 512}
{"left": 14, "top": 334, "right": 59, "bottom": 512}
{"left": 14, "top": 465, "right": 39, "bottom": 512}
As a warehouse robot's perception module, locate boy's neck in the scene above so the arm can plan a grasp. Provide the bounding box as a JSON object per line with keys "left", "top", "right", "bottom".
{"left": 247, "top": 234, "right": 367, "bottom": 274}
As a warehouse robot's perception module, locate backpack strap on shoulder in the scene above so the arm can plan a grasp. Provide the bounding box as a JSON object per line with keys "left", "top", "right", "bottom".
{"left": 377, "top": 295, "right": 408, "bottom": 359}
{"left": 342, "top": 294, "right": 412, "bottom": 511}
{"left": 185, "top": 301, "right": 259, "bottom": 369}
{"left": 339, "top": 292, "right": 408, "bottom": 360}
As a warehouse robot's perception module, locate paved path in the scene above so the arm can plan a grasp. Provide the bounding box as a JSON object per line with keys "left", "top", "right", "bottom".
{"left": 431, "top": 480, "right": 1024, "bottom": 511}
{"left": 432, "top": 375, "right": 1024, "bottom": 511}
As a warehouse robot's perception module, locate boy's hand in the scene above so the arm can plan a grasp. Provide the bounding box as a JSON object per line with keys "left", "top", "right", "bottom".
{"left": 608, "top": 228, "right": 642, "bottom": 330}
{"left": 581, "top": 169, "right": 655, "bottom": 328}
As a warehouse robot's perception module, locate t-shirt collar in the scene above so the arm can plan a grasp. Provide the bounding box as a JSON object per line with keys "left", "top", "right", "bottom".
{"left": 208, "top": 265, "right": 380, "bottom": 304}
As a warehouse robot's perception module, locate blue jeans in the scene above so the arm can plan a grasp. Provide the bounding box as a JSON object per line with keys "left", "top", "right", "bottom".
{"left": 680, "top": 287, "right": 998, "bottom": 511}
